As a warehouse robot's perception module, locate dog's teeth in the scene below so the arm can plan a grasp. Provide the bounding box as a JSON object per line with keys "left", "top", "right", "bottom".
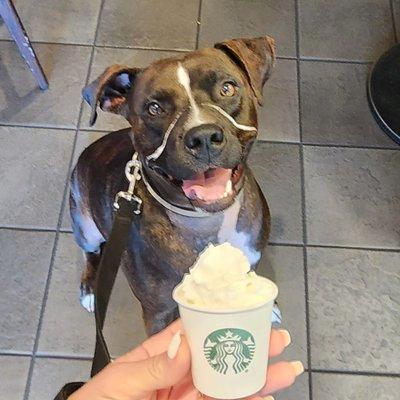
{"left": 223, "top": 192, "right": 228, "bottom": 198}
{"left": 225, "top": 180, "right": 232, "bottom": 194}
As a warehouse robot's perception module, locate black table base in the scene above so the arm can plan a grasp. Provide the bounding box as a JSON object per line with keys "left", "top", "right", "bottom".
{"left": 367, "top": 43, "right": 400, "bottom": 145}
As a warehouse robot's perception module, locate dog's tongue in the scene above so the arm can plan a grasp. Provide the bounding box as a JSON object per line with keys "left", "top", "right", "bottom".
{"left": 182, "top": 168, "right": 232, "bottom": 202}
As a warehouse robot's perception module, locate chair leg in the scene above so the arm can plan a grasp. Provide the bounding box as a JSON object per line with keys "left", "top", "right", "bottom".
{"left": 0, "top": 0, "right": 49, "bottom": 90}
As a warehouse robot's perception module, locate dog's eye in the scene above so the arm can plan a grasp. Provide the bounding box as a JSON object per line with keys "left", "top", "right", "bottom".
{"left": 147, "top": 102, "right": 164, "bottom": 116}
{"left": 220, "top": 82, "right": 237, "bottom": 97}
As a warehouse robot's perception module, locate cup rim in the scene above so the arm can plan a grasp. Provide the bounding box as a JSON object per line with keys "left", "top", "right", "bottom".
{"left": 172, "top": 276, "right": 278, "bottom": 314}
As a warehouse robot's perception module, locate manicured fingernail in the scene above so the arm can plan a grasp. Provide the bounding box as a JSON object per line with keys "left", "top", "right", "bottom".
{"left": 263, "top": 396, "right": 274, "bottom": 400}
{"left": 279, "top": 329, "right": 291, "bottom": 347}
{"left": 167, "top": 330, "right": 182, "bottom": 359}
{"left": 290, "top": 360, "right": 304, "bottom": 376}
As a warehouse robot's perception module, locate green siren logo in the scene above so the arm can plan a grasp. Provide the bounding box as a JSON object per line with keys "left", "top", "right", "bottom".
{"left": 204, "top": 328, "right": 255, "bottom": 374}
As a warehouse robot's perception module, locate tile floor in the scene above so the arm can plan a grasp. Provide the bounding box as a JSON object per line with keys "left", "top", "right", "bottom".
{"left": 0, "top": 1, "right": 399, "bottom": 399}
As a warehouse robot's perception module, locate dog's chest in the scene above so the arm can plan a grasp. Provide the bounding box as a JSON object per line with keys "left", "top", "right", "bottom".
{"left": 166, "top": 195, "right": 261, "bottom": 266}
{"left": 217, "top": 197, "right": 261, "bottom": 266}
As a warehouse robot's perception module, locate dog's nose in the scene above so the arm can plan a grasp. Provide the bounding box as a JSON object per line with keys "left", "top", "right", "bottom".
{"left": 185, "top": 125, "right": 225, "bottom": 156}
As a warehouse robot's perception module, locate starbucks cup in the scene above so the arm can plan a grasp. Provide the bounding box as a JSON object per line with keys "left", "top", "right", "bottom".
{"left": 173, "top": 278, "right": 278, "bottom": 399}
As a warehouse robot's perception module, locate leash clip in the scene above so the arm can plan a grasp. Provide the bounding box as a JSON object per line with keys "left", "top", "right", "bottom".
{"left": 113, "top": 152, "right": 142, "bottom": 213}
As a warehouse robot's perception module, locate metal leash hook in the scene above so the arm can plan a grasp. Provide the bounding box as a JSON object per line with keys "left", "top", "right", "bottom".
{"left": 113, "top": 152, "right": 143, "bottom": 214}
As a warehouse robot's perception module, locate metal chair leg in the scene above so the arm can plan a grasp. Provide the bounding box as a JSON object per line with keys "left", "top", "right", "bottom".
{"left": 0, "top": 0, "right": 49, "bottom": 90}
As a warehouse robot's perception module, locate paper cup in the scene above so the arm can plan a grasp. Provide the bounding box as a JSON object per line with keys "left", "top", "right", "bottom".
{"left": 173, "top": 278, "right": 278, "bottom": 399}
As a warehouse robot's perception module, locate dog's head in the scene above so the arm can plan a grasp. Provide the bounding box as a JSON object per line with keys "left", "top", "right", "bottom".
{"left": 83, "top": 36, "right": 276, "bottom": 212}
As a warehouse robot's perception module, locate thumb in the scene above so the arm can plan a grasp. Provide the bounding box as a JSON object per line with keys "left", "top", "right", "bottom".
{"left": 126, "top": 331, "right": 191, "bottom": 397}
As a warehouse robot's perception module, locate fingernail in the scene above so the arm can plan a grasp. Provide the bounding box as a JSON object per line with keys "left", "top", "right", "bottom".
{"left": 263, "top": 396, "right": 274, "bottom": 400}
{"left": 290, "top": 360, "right": 304, "bottom": 376}
{"left": 279, "top": 329, "right": 291, "bottom": 347}
{"left": 167, "top": 330, "right": 182, "bottom": 359}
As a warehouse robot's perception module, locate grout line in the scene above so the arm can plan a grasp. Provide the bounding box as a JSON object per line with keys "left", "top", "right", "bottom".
{"left": 0, "top": 38, "right": 92, "bottom": 47}
{"left": 295, "top": 2, "right": 313, "bottom": 399}
{"left": 94, "top": 43, "right": 191, "bottom": 53}
{"left": 0, "top": 37, "right": 191, "bottom": 52}
{"left": 0, "top": 351, "right": 32, "bottom": 357}
{"left": 390, "top": 0, "right": 399, "bottom": 43}
{"left": 269, "top": 241, "right": 304, "bottom": 247}
{"left": 301, "top": 142, "right": 400, "bottom": 151}
{"left": 21, "top": 1, "right": 106, "bottom": 398}
{"left": 0, "top": 36, "right": 384, "bottom": 63}
{"left": 0, "top": 122, "right": 77, "bottom": 131}
{"left": 22, "top": 218, "right": 62, "bottom": 400}
{"left": 299, "top": 57, "right": 372, "bottom": 65}
{"left": 276, "top": 55, "right": 297, "bottom": 61}
{"left": 195, "top": 0, "right": 203, "bottom": 50}
{"left": 306, "top": 243, "right": 400, "bottom": 253}
{"left": 1, "top": 230, "right": 398, "bottom": 253}
{"left": 0, "top": 226, "right": 57, "bottom": 233}
{"left": 256, "top": 139, "right": 400, "bottom": 151}
{"left": 311, "top": 369, "right": 400, "bottom": 378}
{"left": 35, "top": 353, "right": 93, "bottom": 362}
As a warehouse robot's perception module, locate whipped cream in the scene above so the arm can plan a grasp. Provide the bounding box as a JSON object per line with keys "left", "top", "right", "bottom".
{"left": 174, "top": 243, "right": 278, "bottom": 310}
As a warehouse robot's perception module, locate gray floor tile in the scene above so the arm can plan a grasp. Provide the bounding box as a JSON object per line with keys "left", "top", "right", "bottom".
{"left": 259, "top": 59, "right": 300, "bottom": 142}
{"left": 61, "top": 131, "right": 107, "bottom": 231}
{"left": 0, "top": 42, "right": 91, "bottom": 128}
{"left": 29, "top": 358, "right": 90, "bottom": 400}
{"left": 80, "top": 47, "right": 183, "bottom": 131}
{"left": 275, "top": 373, "right": 309, "bottom": 400}
{"left": 199, "top": 0, "right": 296, "bottom": 58}
{"left": 304, "top": 146, "right": 400, "bottom": 248}
{"left": 249, "top": 143, "right": 303, "bottom": 244}
{"left": 0, "top": 0, "right": 101, "bottom": 45}
{"left": 308, "top": 247, "right": 400, "bottom": 372}
{"left": 0, "top": 230, "right": 54, "bottom": 352}
{"left": 96, "top": 0, "right": 199, "bottom": 49}
{"left": 259, "top": 245, "right": 307, "bottom": 366}
{"left": 0, "top": 356, "right": 30, "bottom": 400}
{"left": 312, "top": 373, "right": 400, "bottom": 400}
{"left": 300, "top": 61, "right": 396, "bottom": 148}
{"left": 0, "top": 126, "right": 73, "bottom": 229}
{"left": 38, "top": 233, "right": 146, "bottom": 358}
{"left": 299, "top": 0, "right": 395, "bottom": 61}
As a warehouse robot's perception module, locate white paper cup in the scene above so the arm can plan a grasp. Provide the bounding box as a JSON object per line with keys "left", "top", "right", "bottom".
{"left": 173, "top": 278, "right": 278, "bottom": 399}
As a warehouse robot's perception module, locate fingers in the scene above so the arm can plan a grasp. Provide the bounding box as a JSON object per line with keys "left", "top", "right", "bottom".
{"left": 116, "top": 319, "right": 183, "bottom": 362}
{"left": 268, "top": 329, "right": 291, "bottom": 358}
{"left": 121, "top": 333, "right": 191, "bottom": 397}
{"left": 259, "top": 361, "right": 305, "bottom": 396}
{"left": 72, "top": 332, "right": 191, "bottom": 400}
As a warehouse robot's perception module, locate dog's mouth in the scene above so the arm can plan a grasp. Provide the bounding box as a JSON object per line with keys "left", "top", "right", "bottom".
{"left": 181, "top": 165, "right": 243, "bottom": 204}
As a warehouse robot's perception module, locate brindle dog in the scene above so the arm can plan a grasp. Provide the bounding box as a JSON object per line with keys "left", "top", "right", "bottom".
{"left": 70, "top": 36, "right": 276, "bottom": 335}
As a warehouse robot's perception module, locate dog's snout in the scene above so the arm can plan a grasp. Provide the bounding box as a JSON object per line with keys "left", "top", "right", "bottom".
{"left": 185, "top": 124, "right": 225, "bottom": 156}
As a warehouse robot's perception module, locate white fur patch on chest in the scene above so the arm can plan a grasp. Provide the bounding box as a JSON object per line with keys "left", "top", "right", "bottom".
{"left": 217, "top": 197, "right": 261, "bottom": 266}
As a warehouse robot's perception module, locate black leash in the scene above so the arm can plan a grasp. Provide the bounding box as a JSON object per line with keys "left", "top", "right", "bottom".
{"left": 91, "top": 152, "right": 142, "bottom": 376}
{"left": 91, "top": 197, "right": 140, "bottom": 376}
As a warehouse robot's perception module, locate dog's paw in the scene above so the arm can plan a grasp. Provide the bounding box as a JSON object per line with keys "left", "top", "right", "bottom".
{"left": 80, "top": 285, "right": 95, "bottom": 313}
{"left": 80, "top": 293, "right": 95, "bottom": 312}
{"left": 272, "top": 303, "right": 282, "bottom": 325}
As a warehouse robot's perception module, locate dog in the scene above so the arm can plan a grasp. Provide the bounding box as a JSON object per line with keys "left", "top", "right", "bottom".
{"left": 70, "top": 36, "right": 277, "bottom": 336}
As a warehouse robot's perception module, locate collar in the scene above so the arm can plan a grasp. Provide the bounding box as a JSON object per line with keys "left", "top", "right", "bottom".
{"left": 138, "top": 157, "right": 244, "bottom": 218}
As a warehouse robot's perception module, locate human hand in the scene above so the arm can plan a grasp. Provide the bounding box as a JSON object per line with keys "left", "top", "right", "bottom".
{"left": 69, "top": 319, "right": 303, "bottom": 400}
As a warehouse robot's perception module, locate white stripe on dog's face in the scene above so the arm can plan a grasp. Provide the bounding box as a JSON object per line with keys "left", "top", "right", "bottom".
{"left": 203, "top": 103, "right": 257, "bottom": 132}
{"left": 146, "top": 111, "right": 182, "bottom": 161}
{"left": 177, "top": 63, "right": 205, "bottom": 129}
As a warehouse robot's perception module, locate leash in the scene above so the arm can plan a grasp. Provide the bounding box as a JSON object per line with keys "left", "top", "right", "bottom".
{"left": 91, "top": 153, "right": 142, "bottom": 376}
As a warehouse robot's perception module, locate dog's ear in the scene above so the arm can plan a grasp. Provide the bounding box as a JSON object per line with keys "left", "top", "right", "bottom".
{"left": 215, "top": 36, "right": 276, "bottom": 106}
{"left": 82, "top": 65, "right": 141, "bottom": 126}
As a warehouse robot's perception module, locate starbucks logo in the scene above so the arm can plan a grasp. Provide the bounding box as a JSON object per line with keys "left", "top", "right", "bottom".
{"left": 204, "top": 328, "right": 255, "bottom": 375}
